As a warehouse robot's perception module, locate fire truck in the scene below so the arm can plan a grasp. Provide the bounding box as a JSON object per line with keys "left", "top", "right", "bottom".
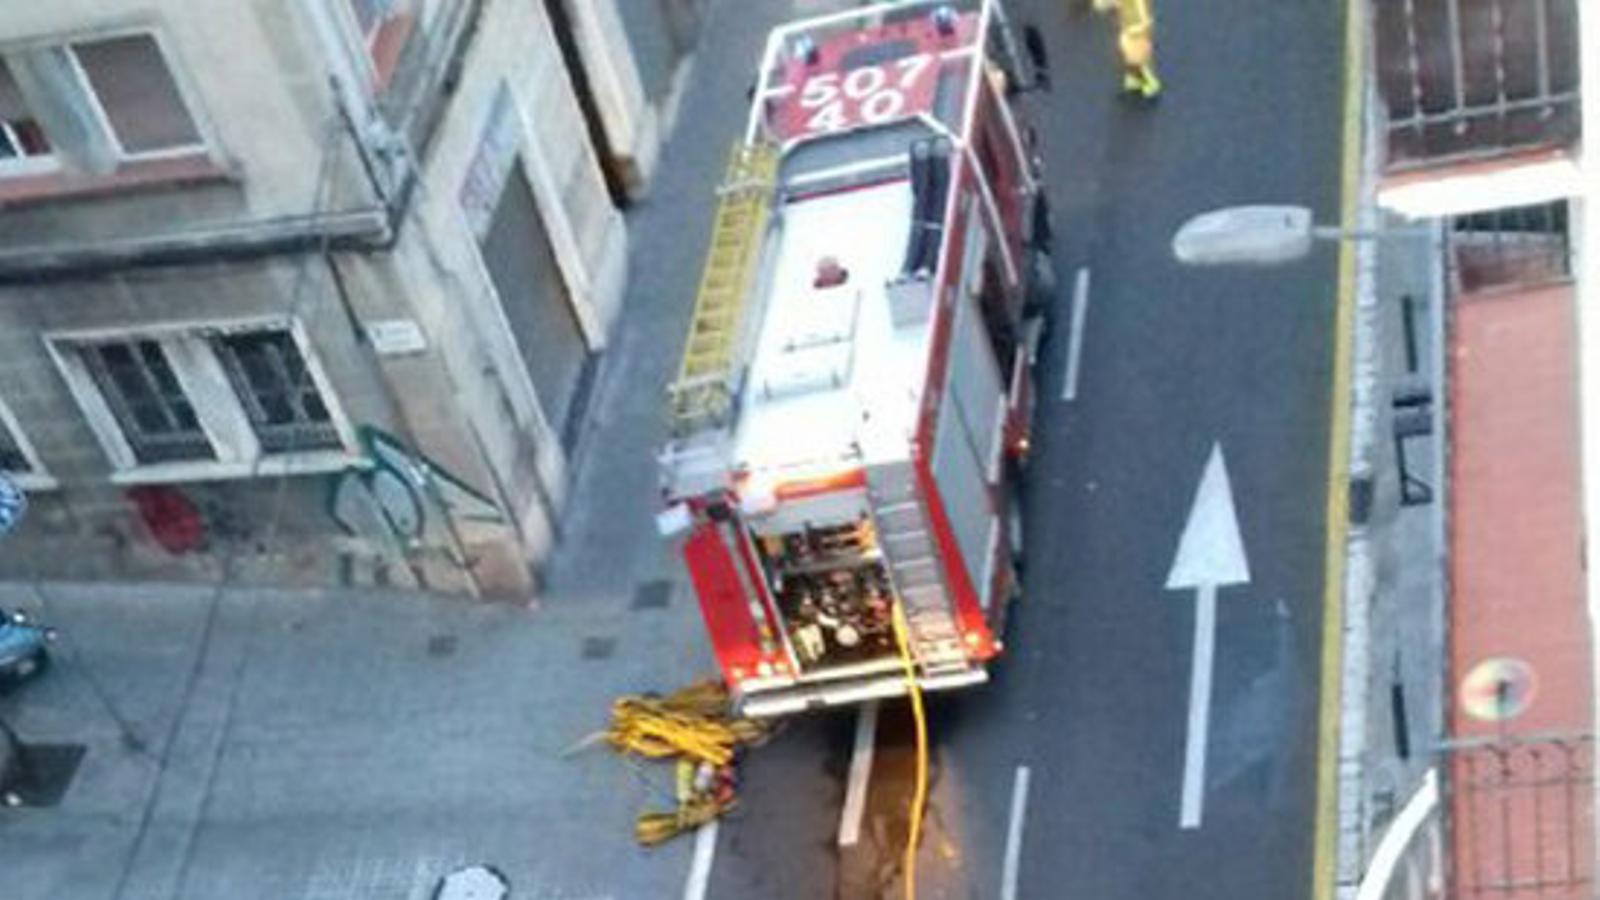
{"left": 658, "top": 0, "right": 1051, "bottom": 717}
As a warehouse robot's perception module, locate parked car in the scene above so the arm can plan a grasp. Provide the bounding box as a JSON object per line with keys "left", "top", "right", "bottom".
{"left": 0, "top": 608, "right": 55, "bottom": 684}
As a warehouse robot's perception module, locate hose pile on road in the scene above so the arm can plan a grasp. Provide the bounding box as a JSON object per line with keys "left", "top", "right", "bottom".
{"left": 601, "top": 681, "right": 765, "bottom": 767}
{"left": 633, "top": 758, "right": 738, "bottom": 846}
{"left": 578, "top": 679, "right": 767, "bottom": 846}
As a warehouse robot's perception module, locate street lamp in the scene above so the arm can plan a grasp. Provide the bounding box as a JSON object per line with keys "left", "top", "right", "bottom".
{"left": 1171, "top": 204, "right": 1429, "bottom": 266}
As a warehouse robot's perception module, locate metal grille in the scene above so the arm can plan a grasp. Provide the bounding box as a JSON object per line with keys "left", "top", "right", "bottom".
{"left": 1446, "top": 733, "right": 1595, "bottom": 898}
{"left": 79, "top": 339, "right": 213, "bottom": 464}
{"left": 1375, "top": 0, "right": 1581, "bottom": 170}
{"left": 211, "top": 330, "right": 341, "bottom": 455}
{"left": 1449, "top": 200, "right": 1571, "bottom": 293}
{"left": 0, "top": 416, "right": 29, "bottom": 473}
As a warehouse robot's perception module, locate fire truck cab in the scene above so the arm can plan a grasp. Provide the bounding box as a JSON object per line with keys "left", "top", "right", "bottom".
{"left": 659, "top": 0, "right": 1050, "bottom": 717}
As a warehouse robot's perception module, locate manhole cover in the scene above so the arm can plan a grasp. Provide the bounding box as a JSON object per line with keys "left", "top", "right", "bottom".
{"left": 1, "top": 742, "right": 87, "bottom": 808}
{"left": 427, "top": 634, "right": 458, "bottom": 658}
{"left": 434, "top": 864, "right": 508, "bottom": 900}
{"left": 632, "top": 579, "right": 673, "bottom": 610}
{"left": 580, "top": 636, "right": 616, "bottom": 660}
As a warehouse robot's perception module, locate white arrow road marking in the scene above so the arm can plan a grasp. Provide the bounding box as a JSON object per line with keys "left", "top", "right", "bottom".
{"left": 1061, "top": 267, "right": 1090, "bottom": 401}
{"left": 1166, "top": 443, "right": 1251, "bottom": 830}
{"left": 1180, "top": 586, "right": 1219, "bottom": 830}
{"left": 683, "top": 820, "right": 718, "bottom": 900}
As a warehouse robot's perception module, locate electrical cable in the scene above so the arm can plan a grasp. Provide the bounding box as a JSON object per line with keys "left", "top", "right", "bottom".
{"left": 104, "top": 108, "right": 352, "bottom": 900}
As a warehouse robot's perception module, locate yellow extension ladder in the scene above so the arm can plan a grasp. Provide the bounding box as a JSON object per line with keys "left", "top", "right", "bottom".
{"left": 668, "top": 142, "right": 778, "bottom": 436}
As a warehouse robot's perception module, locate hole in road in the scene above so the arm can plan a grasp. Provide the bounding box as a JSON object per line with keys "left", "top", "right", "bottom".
{"left": 581, "top": 636, "right": 617, "bottom": 660}
{"left": 2, "top": 742, "right": 87, "bottom": 808}
{"left": 631, "top": 579, "right": 673, "bottom": 610}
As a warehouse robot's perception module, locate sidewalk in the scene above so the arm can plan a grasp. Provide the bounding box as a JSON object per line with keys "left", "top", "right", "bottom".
{"left": 0, "top": 580, "right": 708, "bottom": 900}
{"left": 1339, "top": 209, "right": 1450, "bottom": 881}
{"left": 0, "top": 1, "right": 830, "bottom": 897}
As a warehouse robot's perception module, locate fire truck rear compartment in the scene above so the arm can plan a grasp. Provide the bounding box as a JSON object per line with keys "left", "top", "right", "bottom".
{"left": 753, "top": 523, "right": 905, "bottom": 678}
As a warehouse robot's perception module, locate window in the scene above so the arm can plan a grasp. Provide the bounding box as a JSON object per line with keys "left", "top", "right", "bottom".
{"left": 1450, "top": 201, "right": 1573, "bottom": 293}
{"left": 69, "top": 35, "right": 203, "bottom": 158}
{"left": 0, "top": 59, "right": 54, "bottom": 173}
{"left": 54, "top": 321, "right": 351, "bottom": 480}
{"left": 343, "top": 0, "right": 418, "bottom": 89}
{"left": 0, "top": 397, "right": 52, "bottom": 487}
{"left": 0, "top": 416, "right": 32, "bottom": 474}
{"left": 79, "top": 339, "right": 213, "bottom": 464}
{"left": 349, "top": 0, "right": 400, "bottom": 39}
{"left": 212, "top": 330, "right": 341, "bottom": 454}
{"left": 0, "top": 32, "right": 203, "bottom": 181}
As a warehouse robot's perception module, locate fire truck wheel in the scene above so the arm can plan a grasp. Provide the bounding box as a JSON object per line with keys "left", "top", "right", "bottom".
{"left": 1024, "top": 258, "right": 1056, "bottom": 350}
{"left": 1029, "top": 191, "right": 1054, "bottom": 251}
{"left": 1007, "top": 489, "right": 1026, "bottom": 576}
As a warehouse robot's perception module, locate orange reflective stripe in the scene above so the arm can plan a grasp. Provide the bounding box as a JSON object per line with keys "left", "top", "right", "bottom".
{"left": 771, "top": 467, "right": 867, "bottom": 501}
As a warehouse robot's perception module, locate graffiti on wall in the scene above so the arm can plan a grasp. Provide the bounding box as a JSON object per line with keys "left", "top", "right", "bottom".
{"left": 329, "top": 425, "right": 504, "bottom": 550}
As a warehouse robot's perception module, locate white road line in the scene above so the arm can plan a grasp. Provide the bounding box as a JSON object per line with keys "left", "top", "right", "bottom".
{"left": 683, "top": 820, "right": 718, "bottom": 900}
{"left": 1061, "top": 267, "right": 1090, "bottom": 401}
{"left": 1000, "top": 766, "right": 1032, "bottom": 900}
{"left": 1179, "top": 585, "right": 1218, "bottom": 829}
{"left": 838, "top": 700, "right": 880, "bottom": 847}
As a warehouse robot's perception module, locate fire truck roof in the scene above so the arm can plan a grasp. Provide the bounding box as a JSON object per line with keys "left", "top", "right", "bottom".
{"left": 746, "top": 2, "right": 992, "bottom": 149}
{"left": 731, "top": 177, "right": 929, "bottom": 490}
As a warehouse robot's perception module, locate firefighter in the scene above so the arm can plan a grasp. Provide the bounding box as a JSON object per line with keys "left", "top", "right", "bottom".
{"left": 1093, "top": 0, "right": 1162, "bottom": 100}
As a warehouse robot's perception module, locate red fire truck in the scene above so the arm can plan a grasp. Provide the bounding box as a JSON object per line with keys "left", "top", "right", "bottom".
{"left": 659, "top": 0, "right": 1050, "bottom": 717}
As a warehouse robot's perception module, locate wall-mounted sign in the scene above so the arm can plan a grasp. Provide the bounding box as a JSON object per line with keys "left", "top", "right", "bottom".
{"left": 365, "top": 319, "right": 428, "bottom": 356}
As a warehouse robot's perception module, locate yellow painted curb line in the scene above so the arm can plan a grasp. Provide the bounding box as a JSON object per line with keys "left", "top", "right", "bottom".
{"left": 1310, "top": 0, "right": 1365, "bottom": 896}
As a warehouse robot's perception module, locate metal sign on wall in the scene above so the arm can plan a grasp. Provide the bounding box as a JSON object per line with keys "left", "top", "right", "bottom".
{"left": 0, "top": 471, "right": 25, "bottom": 538}
{"left": 458, "top": 81, "right": 522, "bottom": 242}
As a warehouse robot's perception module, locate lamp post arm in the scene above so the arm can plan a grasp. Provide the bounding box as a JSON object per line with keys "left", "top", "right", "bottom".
{"left": 1311, "top": 224, "right": 1437, "bottom": 242}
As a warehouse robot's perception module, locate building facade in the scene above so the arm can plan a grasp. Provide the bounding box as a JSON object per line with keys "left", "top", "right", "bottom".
{"left": 1365, "top": 0, "right": 1594, "bottom": 893}
{"left": 0, "top": 0, "right": 697, "bottom": 597}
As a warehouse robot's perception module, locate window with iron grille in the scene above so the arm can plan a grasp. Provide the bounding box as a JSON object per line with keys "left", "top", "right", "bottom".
{"left": 0, "top": 415, "right": 31, "bottom": 474}
{"left": 79, "top": 340, "right": 213, "bottom": 464}
{"left": 211, "top": 329, "right": 340, "bottom": 454}
{"left": 1449, "top": 201, "right": 1572, "bottom": 293}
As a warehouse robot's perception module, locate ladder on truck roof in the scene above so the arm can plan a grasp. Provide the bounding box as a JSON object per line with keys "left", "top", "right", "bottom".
{"left": 667, "top": 142, "right": 778, "bottom": 437}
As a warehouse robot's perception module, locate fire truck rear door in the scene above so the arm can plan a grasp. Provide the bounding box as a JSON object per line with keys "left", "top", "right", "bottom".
{"left": 683, "top": 520, "right": 769, "bottom": 684}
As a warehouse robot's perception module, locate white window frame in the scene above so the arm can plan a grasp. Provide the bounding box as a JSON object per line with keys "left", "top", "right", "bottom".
{"left": 0, "top": 395, "right": 56, "bottom": 490}
{"left": 0, "top": 57, "right": 61, "bottom": 178}
{"left": 0, "top": 120, "right": 60, "bottom": 177}
{"left": 63, "top": 30, "right": 209, "bottom": 164}
{"left": 332, "top": 0, "right": 430, "bottom": 88}
{"left": 47, "top": 317, "right": 359, "bottom": 486}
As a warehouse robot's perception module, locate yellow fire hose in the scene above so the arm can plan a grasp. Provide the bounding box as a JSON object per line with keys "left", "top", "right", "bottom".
{"left": 577, "top": 680, "right": 764, "bottom": 846}
{"left": 890, "top": 604, "right": 929, "bottom": 900}
{"left": 597, "top": 684, "right": 765, "bottom": 767}
{"left": 634, "top": 758, "right": 738, "bottom": 845}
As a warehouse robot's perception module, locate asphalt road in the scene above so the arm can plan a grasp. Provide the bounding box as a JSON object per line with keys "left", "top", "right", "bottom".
{"left": 918, "top": 0, "right": 1348, "bottom": 896}
{"left": 706, "top": 0, "right": 1348, "bottom": 896}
